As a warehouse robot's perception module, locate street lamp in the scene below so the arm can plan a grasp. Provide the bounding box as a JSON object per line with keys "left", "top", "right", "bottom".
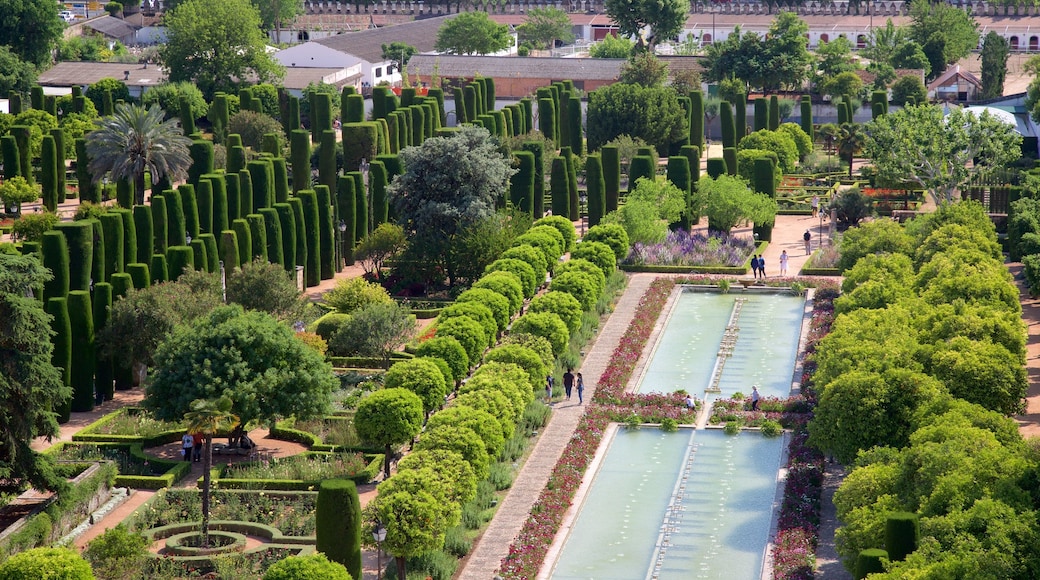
{"left": 338, "top": 220, "right": 348, "bottom": 269}
{"left": 579, "top": 192, "right": 587, "bottom": 237}
{"left": 218, "top": 260, "right": 226, "bottom": 303}
{"left": 373, "top": 521, "right": 387, "bottom": 580}
{"left": 819, "top": 203, "right": 825, "bottom": 250}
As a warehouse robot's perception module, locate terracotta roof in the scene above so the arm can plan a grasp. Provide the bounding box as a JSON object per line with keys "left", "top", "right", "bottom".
{"left": 928, "top": 64, "right": 982, "bottom": 90}
{"left": 407, "top": 54, "right": 624, "bottom": 81}
{"left": 314, "top": 14, "right": 458, "bottom": 63}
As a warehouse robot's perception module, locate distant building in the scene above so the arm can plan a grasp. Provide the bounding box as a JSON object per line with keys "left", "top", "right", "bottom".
{"left": 928, "top": 65, "right": 983, "bottom": 102}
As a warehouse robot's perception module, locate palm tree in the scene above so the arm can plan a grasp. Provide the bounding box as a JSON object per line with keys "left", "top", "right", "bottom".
{"left": 86, "top": 102, "right": 192, "bottom": 206}
{"left": 817, "top": 123, "right": 839, "bottom": 155}
{"left": 184, "top": 396, "right": 239, "bottom": 548}
{"left": 836, "top": 122, "right": 867, "bottom": 179}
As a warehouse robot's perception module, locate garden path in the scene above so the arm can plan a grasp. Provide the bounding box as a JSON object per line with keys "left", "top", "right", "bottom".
{"left": 1011, "top": 263, "right": 1040, "bottom": 440}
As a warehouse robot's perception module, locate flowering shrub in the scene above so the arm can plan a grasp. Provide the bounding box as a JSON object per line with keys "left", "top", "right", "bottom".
{"left": 709, "top": 396, "right": 811, "bottom": 428}
{"left": 623, "top": 231, "right": 756, "bottom": 267}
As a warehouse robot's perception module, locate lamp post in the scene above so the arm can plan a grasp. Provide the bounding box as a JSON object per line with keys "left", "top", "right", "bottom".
{"left": 819, "top": 204, "right": 825, "bottom": 250}
{"left": 219, "top": 260, "right": 226, "bottom": 303}
{"left": 360, "top": 157, "right": 371, "bottom": 236}
{"left": 579, "top": 192, "right": 587, "bottom": 238}
{"left": 338, "top": 220, "right": 347, "bottom": 270}
{"left": 373, "top": 522, "right": 387, "bottom": 580}
{"left": 711, "top": 1, "right": 716, "bottom": 46}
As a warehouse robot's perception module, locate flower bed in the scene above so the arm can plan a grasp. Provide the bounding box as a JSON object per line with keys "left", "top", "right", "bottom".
{"left": 127, "top": 489, "right": 317, "bottom": 537}
{"left": 208, "top": 452, "right": 380, "bottom": 489}
{"left": 45, "top": 442, "right": 190, "bottom": 489}
{"left": 623, "top": 231, "right": 756, "bottom": 268}
{"left": 709, "top": 396, "right": 812, "bottom": 428}
{"left": 72, "top": 407, "right": 186, "bottom": 447}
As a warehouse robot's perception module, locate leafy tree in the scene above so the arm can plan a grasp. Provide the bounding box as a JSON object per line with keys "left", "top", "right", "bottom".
{"left": 589, "top": 33, "right": 634, "bottom": 58}
{"left": 388, "top": 126, "right": 514, "bottom": 287}
{"left": 835, "top": 253, "right": 916, "bottom": 313}
{"left": 979, "top": 31, "right": 1010, "bottom": 100}
{"left": 908, "top": 0, "right": 979, "bottom": 67}
{"left": 866, "top": 104, "right": 1022, "bottom": 204}
{"left": 82, "top": 525, "right": 148, "bottom": 580}
{"left": 929, "top": 337, "right": 1026, "bottom": 416}
{"left": 263, "top": 554, "right": 352, "bottom": 580}
{"left": 0, "top": 46, "right": 37, "bottom": 96}
{"left": 890, "top": 76, "right": 928, "bottom": 106}
{"left": 738, "top": 129, "right": 798, "bottom": 173}
{"left": 702, "top": 14, "right": 812, "bottom": 92}
{"left": 328, "top": 302, "right": 415, "bottom": 367}
{"left": 0, "top": 0, "right": 64, "bottom": 66}
{"left": 140, "top": 81, "right": 208, "bottom": 121}
{"left": 619, "top": 52, "right": 668, "bottom": 87}
{"left": 227, "top": 110, "right": 284, "bottom": 150}
{"left": 0, "top": 547, "right": 94, "bottom": 580}
{"left": 0, "top": 253, "right": 69, "bottom": 493}
{"left": 383, "top": 358, "right": 448, "bottom": 418}
{"left": 184, "top": 396, "right": 239, "bottom": 548}
{"left": 13, "top": 108, "right": 58, "bottom": 157}
{"left": 381, "top": 42, "right": 417, "bottom": 74}
{"left": 10, "top": 212, "right": 60, "bottom": 242}
{"left": 604, "top": 0, "right": 689, "bottom": 52}
{"left": 762, "top": 11, "right": 813, "bottom": 91}
{"left": 85, "top": 78, "right": 131, "bottom": 112}
{"left": 815, "top": 36, "right": 858, "bottom": 86}
{"left": 819, "top": 72, "right": 863, "bottom": 103}
{"left": 225, "top": 258, "right": 306, "bottom": 321}
{"left": 435, "top": 12, "right": 511, "bottom": 55}
{"left": 863, "top": 18, "right": 908, "bottom": 65}
{"left": 0, "top": 176, "right": 38, "bottom": 215}
{"left": 922, "top": 32, "right": 947, "bottom": 82}
{"left": 355, "top": 222, "right": 406, "bottom": 279}
{"left": 698, "top": 174, "right": 778, "bottom": 234}
{"left": 837, "top": 217, "right": 914, "bottom": 272}
{"left": 251, "top": 0, "right": 303, "bottom": 38}
{"left": 891, "top": 41, "right": 931, "bottom": 77}
{"left": 586, "top": 83, "right": 687, "bottom": 155}
{"left": 836, "top": 122, "right": 866, "bottom": 179}
{"left": 602, "top": 176, "right": 686, "bottom": 244}
{"left": 85, "top": 102, "right": 193, "bottom": 206}
{"left": 146, "top": 304, "right": 336, "bottom": 427}
{"left": 160, "top": 0, "right": 284, "bottom": 98}
{"left": 354, "top": 387, "right": 423, "bottom": 478}
{"left": 517, "top": 7, "right": 574, "bottom": 50}
{"left": 396, "top": 449, "right": 477, "bottom": 505}
{"left": 322, "top": 276, "right": 391, "bottom": 314}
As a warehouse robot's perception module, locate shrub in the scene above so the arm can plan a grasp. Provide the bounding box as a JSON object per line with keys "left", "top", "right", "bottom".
{"left": 760, "top": 420, "right": 782, "bottom": 437}
{"left": 550, "top": 270, "right": 599, "bottom": 311}
{"left": 227, "top": 110, "right": 284, "bottom": 151}
{"left": 263, "top": 554, "right": 352, "bottom": 580}
{"left": 485, "top": 258, "right": 537, "bottom": 299}
{"left": 323, "top": 276, "right": 391, "bottom": 313}
{"left": 830, "top": 187, "right": 874, "bottom": 230}
{"left": 443, "top": 526, "right": 472, "bottom": 558}
{"left": 570, "top": 241, "right": 616, "bottom": 276}
{"left": 455, "top": 287, "right": 511, "bottom": 332}
{"left": 555, "top": 258, "right": 606, "bottom": 296}
{"left": 510, "top": 312, "right": 569, "bottom": 356}
{"left": 414, "top": 335, "right": 469, "bottom": 382}
{"left": 314, "top": 479, "right": 362, "bottom": 579}
{"left": 11, "top": 212, "right": 60, "bottom": 242}
{"left": 0, "top": 547, "right": 95, "bottom": 580}
{"left": 532, "top": 214, "right": 576, "bottom": 252}
{"left": 415, "top": 425, "right": 490, "bottom": 479}
{"left": 499, "top": 332, "right": 555, "bottom": 368}
{"left": 436, "top": 315, "right": 487, "bottom": 365}
{"left": 83, "top": 525, "right": 147, "bottom": 580}
{"left": 484, "top": 344, "right": 546, "bottom": 391}
{"left": 312, "top": 312, "right": 351, "bottom": 341}
{"left": 426, "top": 406, "right": 504, "bottom": 458}
{"left": 500, "top": 243, "right": 548, "bottom": 282}
{"left": 777, "top": 122, "right": 813, "bottom": 159}
{"left": 439, "top": 302, "right": 498, "bottom": 348}
{"left": 528, "top": 291, "right": 582, "bottom": 333}
{"left": 583, "top": 223, "right": 629, "bottom": 261}
{"left": 383, "top": 358, "right": 448, "bottom": 416}
{"left": 512, "top": 230, "right": 562, "bottom": 270}
{"left": 738, "top": 129, "right": 798, "bottom": 174}
{"left": 471, "top": 271, "right": 524, "bottom": 314}
{"left": 487, "top": 462, "right": 514, "bottom": 490}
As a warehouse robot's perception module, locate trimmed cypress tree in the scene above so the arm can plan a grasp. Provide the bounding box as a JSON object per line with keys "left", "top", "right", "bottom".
{"left": 372, "top": 86, "right": 389, "bottom": 119}
{"left": 99, "top": 213, "right": 125, "bottom": 278}
{"left": 210, "top": 92, "right": 229, "bottom": 144}
{"left": 179, "top": 95, "right": 196, "bottom": 135}
{"left": 628, "top": 155, "right": 654, "bottom": 191}
{"left": 720, "top": 100, "right": 735, "bottom": 148}
{"left": 111, "top": 209, "right": 136, "bottom": 277}
{"left": 343, "top": 92, "right": 364, "bottom": 123}
{"left": 453, "top": 87, "right": 467, "bottom": 124}
{"left": 521, "top": 97, "right": 533, "bottom": 133}
{"left": 483, "top": 77, "right": 496, "bottom": 111}
{"left": 232, "top": 218, "right": 252, "bottom": 266}
{"left": 42, "top": 231, "right": 70, "bottom": 301}
{"left": 93, "top": 281, "right": 114, "bottom": 402}
{"left": 8, "top": 91, "right": 21, "bottom": 115}
{"left": 601, "top": 145, "right": 620, "bottom": 213}
{"left": 115, "top": 178, "right": 133, "bottom": 209}
{"left": 290, "top": 129, "right": 311, "bottom": 193}
{"left": 768, "top": 95, "right": 780, "bottom": 130}
{"left": 885, "top": 512, "right": 919, "bottom": 562}
{"left": 681, "top": 145, "right": 701, "bottom": 182}
{"left": 248, "top": 158, "right": 275, "bottom": 212}
{"left": 198, "top": 233, "right": 219, "bottom": 273}
{"left": 239, "top": 88, "right": 255, "bottom": 114}
{"left": 227, "top": 171, "right": 244, "bottom": 224}
{"left": 872, "top": 90, "right": 888, "bottom": 116}
{"left": 220, "top": 230, "right": 240, "bottom": 271}
{"left": 568, "top": 98, "right": 583, "bottom": 155}
{"left": 127, "top": 262, "right": 150, "bottom": 289}
{"left": 177, "top": 184, "right": 200, "bottom": 239}
{"left": 288, "top": 197, "right": 307, "bottom": 274}
{"left": 538, "top": 98, "right": 556, "bottom": 147}
{"left": 734, "top": 92, "right": 747, "bottom": 142}
{"left": 707, "top": 158, "right": 727, "bottom": 179}
{"left": 111, "top": 272, "right": 133, "bottom": 299}
{"left": 313, "top": 92, "right": 333, "bottom": 139}
{"left": 40, "top": 134, "right": 58, "bottom": 211}
{"left": 46, "top": 296, "right": 72, "bottom": 422}
{"left": 562, "top": 147, "right": 579, "bottom": 221}
{"left": 90, "top": 219, "right": 105, "bottom": 286}
{"left": 463, "top": 85, "right": 477, "bottom": 123}
{"left": 167, "top": 246, "right": 194, "bottom": 280}
{"left": 343, "top": 123, "right": 379, "bottom": 173}
{"left": 272, "top": 157, "right": 290, "bottom": 204}
{"left": 237, "top": 169, "right": 254, "bottom": 223}
{"left": 102, "top": 89, "right": 114, "bottom": 116}
{"left": 409, "top": 105, "right": 426, "bottom": 146}
{"left": 75, "top": 138, "right": 101, "bottom": 203}
{"left": 586, "top": 153, "right": 605, "bottom": 228}
{"left": 164, "top": 189, "right": 187, "bottom": 247}
{"left": 318, "top": 130, "right": 337, "bottom": 193}
{"left": 151, "top": 173, "right": 171, "bottom": 201}
{"left": 800, "top": 95, "right": 813, "bottom": 141}
{"left": 521, "top": 141, "right": 545, "bottom": 217}
{"left": 275, "top": 202, "right": 299, "bottom": 272}
{"left": 429, "top": 87, "right": 447, "bottom": 127}
{"left": 259, "top": 207, "right": 284, "bottom": 269}
{"left": 298, "top": 189, "right": 321, "bottom": 287}
{"left": 67, "top": 290, "right": 95, "bottom": 412}
{"left": 246, "top": 213, "right": 268, "bottom": 262}
{"left": 314, "top": 185, "right": 335, "bottom": 280}
{"left": 666, "top": 156, "right": 691, "bottom": 194}
{"left": 837, "top": 99, "right": 849, "bottom": 125}
{"left": 132, "top": 205, "right": 153, "bottom": 264}
{"left": 50, "top": 128, "right": 67, "bottom": 201}
{"left": 723, "top": 147, "right": 737, "bottom": 176}
{"left": 334, "top": 178, "right": 354, "bottom": 266}
{"left": 855, "top": 549, "right": 888, "bottom": 579}
{"left": 188, "top": 140, "right": 214, "bottom": 186}
{"left": 751, "top": 158, "right": 775, "bottom": 242}
{"left": 510, "top": 150, "right": 535, "bottom": 215}
{"left": 189, "top": 239, "right": 207, "bottom": 271}
{"left": 261, "top": 132, "right": 281, "bottom": 157}
{"left": 10, "top": 125, "right": 32, "bottom": 184}
{"left": 549, "top": 157, "right": 569, "bottom": 219}
{"left": 753, "top": 98, "right": 768, "bottom": 132}
{"left": 2, "top": 135, "right": 19, "bottom": 182}
{"left": 559, "top": 90, "right": 571, "bottom": 150}
{"left": 55, "top": 221, "right": 93, "bottom": 292}
{"left": 151, "top": 194, "right": 169, "bottom": 254}
{"left": 369, "top": 159, "right": 388, "bottom": 227}
{"left": 227, "top": 144, "right": 247, "bottom": 176}
{"left": 349, "top": 171, "right": 367, "bottom": 241}
{"left": 316, "top": 479, "right": 363, "bottom": 580}
{"left": 385, "top": 113, "right": 400, "bottom": 153}
{"left": 150, "top": 253, "right": 168, "bottom": 283}
{"left": 196, "top": 179, "right": 213, "bottom": 234}
{"left": 287, "top": 94, "right": 301, "bottom": 134}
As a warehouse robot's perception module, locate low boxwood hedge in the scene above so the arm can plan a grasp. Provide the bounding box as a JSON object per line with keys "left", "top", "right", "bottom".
{"left": 71, "top": 407, "right": 185, "bottom": 447}
{"left": 199, "top": 453, "right": 381, "bottom": 490}
{"left": 45, "top": 442, "right": 192, "bottom": 490}
{"left": 800, "top": 267, "right": 841, "bottom": 276}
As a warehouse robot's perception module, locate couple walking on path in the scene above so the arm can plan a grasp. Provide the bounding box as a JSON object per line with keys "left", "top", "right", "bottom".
{"left": 547, "top": 369, "right": 585, "bottom": 404}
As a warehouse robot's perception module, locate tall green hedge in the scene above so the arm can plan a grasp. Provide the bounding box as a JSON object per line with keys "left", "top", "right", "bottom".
{"left": 151, "top": 194, "right": 168, "bottom": 254}
{"left": 342, "top": 123, "right": 378, "bottom": 174}
{"left": 75, "top": 138, "right": 100, "bottom": 203}
{"left": 246, "top": 213, "right": 268, "bottom": 263}
{"left": 510, "top": 150, "right": 535, "bottom": 215}
{"left": 315, "top": 185, "right": 335, "bottom": 280}
{"left": 195, "top": 179, "right": 213, "bottom": 235}
{"left": 126, "top": 262, "right": 150, "bottom": 289}
{"left": 167, "top": 246, "right": 194, "bottom": 280}
{"left": 601, "top": 145, "right": 620, "bottom": 213}
{"left": 220, "top": 230, "right": 240, "bottom": 272}
{"left": 132, "top": 205, "right": 153, "bottom": 265}
{"left": 800, "top": 95, "right": 813, "bottom": 140}
{"left": 885, "top": 512, "right": 919, "bottom": 562}
{"left": 768, "top": 95, "right": 780, "bottom": 131}
{"left": 335, "top": 178, "right": 354, "bottom": 266}
{"left": 164, "top": 189, "right": 187, "bottom": 247}
{"left": 99, "top": 213, "right": 125, "bottom": 279}
{"left": 586, "top": 153, "right": 605, "bottom": 228}
{"left": 298, "top": 189, "right": 321, "bottom": 287}
{"left": 1, "top": 135, "right": 19, "bottom": 184}
{"left": 42, "top": 231, "right": 70, "bottom": 301}
{"left": 343, "top": 93, "right": 364, "bottom": 124}
{"left": 150, "top": 253, "right": 169, "bottom": 283}
{"left": 723, "top": 147, "right": 737, "bottom": 176}
{"left": 92, "top": 281, "right": 114, "bottom": 402}
{"left": 55, "top": 221, "right": 93, "bottom": 292}
{"left": 68, "top": 290, "right": 95, "bottom": 412}
{"left": 720, "top": 101, "right": 735, "bottom": 149}
{"left": 754, "top": 98, "right": 768, "bottom": 132}
{"left": 249, "top": 158, "right": 275, "bottom": 212}
{"left": 115, "top": 178, "right": 132, "bottom": 209}
{"left": 521, "top": 141, "right": 545, "bottom": 218}
{"left": 369, "top": 159, "right": 388, "bottom": 227}
{"left": 203, "top": 173, "right": 229, "bottom": 233}
{"left": 316, "top": 479, "right": 362, "bottom": 580}
{"left": 288, "top": 197, "right": 307, "bottom": 274}
{"left": 226, "top": 171, "right": 243, "bottom": 223}
{"left": 40, "top": 134, "right": 58, "bottom": 212}
{"left": 348, "top": 171, "right": 366, "bottom": 242}
{"left": 549, "top": 156, "right": 569, "bottom": 219}
{"left": 274, "top": 202, "right": 298, "bottom": 273}
{"left": 232, "top": 218, "right": 252, "bottom": 266}
{"left": 538, "top": 98, "right": 556, "bottom": 147}
{"left": 628, "top": 155, "right": 654, "bottom": 191}
{"left": 272, "top": 157, "right": 290, "bottom": 204}
{"left": 259, "top": 207, "right": 284, "bottom": 269}
{"left": 198, "top": 233, "right": 219, "bottom": 273}
{"left": 290, "top": 129, "right": 311, "bottom": 193}
{"left": 46, "top": 296, "right": 72, "bottom": 423}
{"left": 187, "top": 140, "right": 214, "bottom": 186}
{"left": 111, "top": 208, "right": 136, "bottom": 275}
{"left": 50, "top": 128, "right": 67, "bottom": 201}
{"left": 10, "top": 125, "right": 32, "bottom": 185}
{"left": 707, "top": 158, "right": 726, "bottom": 179}
{"left": 237, "top": 170, "right": 254, "bottom": 224}
{"left": 89, "top": 219, "right": 105, "bottom": 286}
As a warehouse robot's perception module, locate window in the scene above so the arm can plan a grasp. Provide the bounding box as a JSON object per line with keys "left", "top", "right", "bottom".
{"left": 375, "top": 67, "right": 382, "bottom": 78}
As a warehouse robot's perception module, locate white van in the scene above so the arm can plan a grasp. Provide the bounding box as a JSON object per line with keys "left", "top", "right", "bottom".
{"left": 59, "top": 10, "right": 75, "bottom": 22}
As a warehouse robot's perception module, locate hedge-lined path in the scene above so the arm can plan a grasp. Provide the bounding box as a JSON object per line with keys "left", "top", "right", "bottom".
{"left": 72, "top": 490, "right": 155, "bottom": 550}
{"left": 815, "top": 463, "right": 852, "bottom": 579}
{"left": 31, "top": 389, "right": 146, "bottom": 452}
{"left": 1012, "top": 263, "right": 1040, "bottom": 439}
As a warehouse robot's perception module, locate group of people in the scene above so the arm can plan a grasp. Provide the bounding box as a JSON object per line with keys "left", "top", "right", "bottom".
{"left": 750, "top": 254, "right": 766, "bottom": 279}
{"left": 546, "top": 368, "right": 585, "bottom": 404}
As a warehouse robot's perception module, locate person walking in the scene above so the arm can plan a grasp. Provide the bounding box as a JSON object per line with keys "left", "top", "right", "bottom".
{"left": 779, "top": 250, "right": 788, "bottom": 276}
{"left": 545, "top": 374, "right": 554, "bottom": 403}
{"left": 181, "top": 432, "right": 194, "bottom": 462}
{"left": 750, "top": 255, "right": 760, "bottom": 279}
{"left": 563, "top": 368, "right": 575, "bottom": 400}
{"left": 803, "top": 230, "right": 811, "bottom": 255}
{"left": 758, "top": 255, "right": 766, "bottom": 278}
{"left": 192, "top": 432, "right": 203, "bottom": 462}
{"left": 576, "top": 372, "right": 585, "bottom": 404}
{"left": 751, "top": 385, "right": 761, "bottom": 411}
{"left": 811, "top": 194, "right": 820, "bottom": 218}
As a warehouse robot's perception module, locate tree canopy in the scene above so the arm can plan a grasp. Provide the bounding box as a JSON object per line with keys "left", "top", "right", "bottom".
{"left": 146, "top": 305, "right": 336, "bottom": 427}
{"left": 586, "top": 83, "right": 687, "bottom": 155}
{"left": 866, "top": 104, "right": 1022, "bottom": 204}
{"left": 0, "top": 0, "right": 64, "bottom": 67}
{"left": 435, "top": 12, "right": 512, "bottom": 55}
{"left": 0, "top": 254, "right": 69, "bottom": 492}
{"left": 908, "top": 0, "right": 979, "bottom": 68}
{"left": 0, "top": 46, "right": 38, "bottom": 96}
{"left": 702, "top": 13, "right": 812, "bottom": 92}
{"left": 699, "top": 174, "right": 778, "bottom": 234}
{"left": 517, "top": 7, "right": 574, "bottom": 50}
{"left": 604, "top": 0, "right": 689, "bottom": 52}
{"left": 159, "top": 0, "right": 284, "bottom": 98}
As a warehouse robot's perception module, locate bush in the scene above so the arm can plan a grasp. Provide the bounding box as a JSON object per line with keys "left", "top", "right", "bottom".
{"left": 414, "top": 335, "right": 469, "bottom": 382}
{"left": 0, "top": 547, "right": 95, "bottom": 580}
{"left": 528, "top": 291, "right": 582, "bottom": 333}
{"left": 83, "top": 525, "right": 147, "bottom": 580}
{"left": 532, "top": 214, "right": 577, "bottom": 252}
{"left": 500, "top": 243, "right": 548, "bottom": 282}
{"left": 510, "top": 311, "right": 569, "bottom": 356}
{"left": 499, "top": 332, "right": 555, "bottom": 368}
{"left": 313, "top": 312, "right": 352, "bottom": 341}
{"left": 550, "top": 270, "right": 599, "bottom": 311}
{"left": 227, "top": 110, "right": 284, "bottom": 151}
{"left": 11, "top": 212, "right": 60, "bottom": 242}
{"left": 314, "top": 479, "right": 362, "bottom": 579}
{"left": 570, "top": 241, "right": 616, "bottom": 277}
{"left": 323, "top": 276, "right": 392, "bottom": 314}
{"left": 738, "top": 129, "right": 798, "bottom": 174}
{"left": 438, "top": 302, "right": 497, "bottom": 348}
{"left": 487, "top": 462, "right": 514, "bottom": 490}
{"left": 583, "top": 223, "right": 629, "bottom": 261}
{"left": 512, "top": 230, "right": 562, "bottom": 270}
{"left": 1025, "top": 254, "right": 1040, "bottom": 297}
{"left": 263, "top": 553, "right": 353, "bottom": 580}
{"left": 484, "top": 344, "right": 546, "bottom": 391}
{"left": 555, "top": 258, "right": 605, "bottom": 297}
{"left": 140, "top": 81, "right": 207, "bottom": 122}
{"left": 383, "top": 358, "right": 448, "bottom": 415}
{"left": 443, "top": 526, "right": 472, "bottom": 558}
{"left": 485, "top": 258, "right": 537, "bottom": 299}
{"left": 830, "top": 187, "right": 874, "bottom": 230}
{"left": 760, "top": 420, "right": 782, "bottom": 437}
{"left": 471, "top": 271, "right": 524, "bottom": 314}
{"left": 455, "top": 287, "right": 511, "bottom": 332}
{"left": 777, "top": 122, "right": 813, "bottom": 159}
{"left": 426, "top": 406, "right": 504, "bottom": 458}
{"left": 436, "top": 315, "right": 487, "bottom": 365}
